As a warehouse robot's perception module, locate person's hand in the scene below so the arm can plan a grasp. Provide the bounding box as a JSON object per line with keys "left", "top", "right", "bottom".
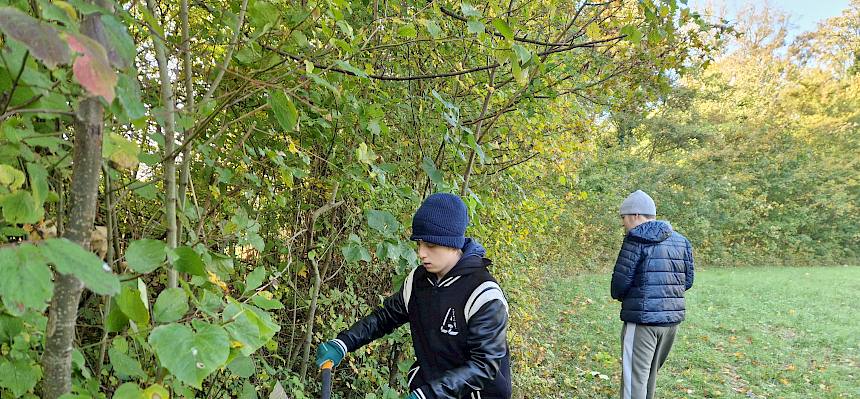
{"left": 315, "top": 340, "right": 345, "bottom": 368}
{"left": 403, "top": 393, "right": 419, "bottom": 399}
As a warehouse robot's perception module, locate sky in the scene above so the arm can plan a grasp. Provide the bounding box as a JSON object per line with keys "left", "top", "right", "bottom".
{"left": 690, "top": 0, "right": 852, "bottom": 38}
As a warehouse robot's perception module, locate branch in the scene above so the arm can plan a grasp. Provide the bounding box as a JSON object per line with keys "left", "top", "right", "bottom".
{"left": 260, "top": 35, "right": 624, "bottom": 82}
{"left": 200, "top": 0, "right": 249, "bottom": 105}
{"left": 0, "top": 108, "right": 74, "bottom": 122}
{"left": 439, "top": 6, "right": 570, "bottom": 47}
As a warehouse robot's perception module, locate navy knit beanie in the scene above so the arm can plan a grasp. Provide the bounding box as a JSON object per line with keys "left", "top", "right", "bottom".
{"left": 410, "top": 193, "right": 469, "bottom": 249}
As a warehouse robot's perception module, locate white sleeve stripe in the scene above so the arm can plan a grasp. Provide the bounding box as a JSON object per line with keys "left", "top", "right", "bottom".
{"left": 407, "top": 366, "right": 420, "bottom": 386}
{"left": 415, "top": 388, "right": 426, "bottom": 399}
{"left": 402, "top": 267, "right": 418, "bottom": 313}
{"left": 332, "top": 338, "right": 348, "bottom": 354}
{"left": 465, "top": 289, "right": 508, "bottom": 322}
{"left": 464, "top": 281, "right": 501, "bottom": 318}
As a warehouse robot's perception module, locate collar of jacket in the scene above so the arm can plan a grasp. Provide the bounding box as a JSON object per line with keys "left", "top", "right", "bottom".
{"left": 426, "top": 238, "right": 492, "bottom": 287}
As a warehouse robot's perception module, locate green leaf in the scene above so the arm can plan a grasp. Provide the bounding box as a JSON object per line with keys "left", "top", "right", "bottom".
{"left": 334, "top": 60, "right": 369, "bottom": 78}
{"left": 240, "top": 381, "right": 258, "bottom": 399}
{"left": 125, "top": 239, "right": 166, "bottom": 273}
{"left": 148, "top": 321, "right": 230, "bottom": 389}
{"left": 0, "top": 164, "right": 26, "bottom": 190}
{"left": 113, "top": 383, "right": 144, "bottom": 399}
{"left": 170, "top": 246, "right": 206, "bottom": 276}
{"left": 336, "top": 20, "right": 354, "bottom": 39}
{"left": 250, "top": 293, "right": 283, "bottom": 310}
{"left": 223, "top": 300, "right": 279, "bottom": 356}
{"left": 467, "top": 20, "right": 484, "bottom": 34}
{"left": 153, "top": 288, "right": 188, "bottom": 323}
{"left": 424, "top": 20, "right": 443, "bottom": 39}
{"left": 116, "top": 73, "right": 146, "bottom": 122}
{"left": 142, "top": 384, "right": 169, "bottom": 399}
{"left": 39, "top": 0, "right": 75, "bottom": 26}
{"left": 103, "top": 133, "right": 140, "bottom": 170}
{"left": 100, "top": 14, "right": 136, "bottom": 69}
{"left": 512, "top": 43, "right": 531, "bottom": 64}
{"left": 1, "top": 190, "right": 40, "bottom": 224}
{"left": 227, "top": 356, "right": 255, "bottom": 378}
{"left": 307, "top": 73, "right": 340, "bottom": 96}
{"left": 421, "top": 157, "right": 444, "bottom": 185}
{"left": 0, "top": 7, "right": 70, "bottom": 68}
{"left": 0, "top": 358, "right": 41, "bottom": 398}
{"left": 108, "top": 347, "right": 147, "bottom": 380}
{"left": 268, "top": 91, "right": 298, "bottom": 132}
{"left": 0, "top": 245, "right": 53, "bottom": 316}
{"left": 40, "top": 238, "right": 120, "bottom": 295}
{"left": 203, "top": 251, "right": 234, "bottom": 281}
{"left": 26, "top": 163, "right": 49, "bottom": 206}
{"left": 356, "top": 142, "right": 377, "bottom": 165}
{"left": 367, "top": 210, "right": 401, "bottom": 237}
{"left": 137, "top": 5, "right": 164, "bottom": 38}
{"left": 66, "top": 33, "right": 118, "bottom": 102}
{"left": 116, "top": 282, "right": 149, "bottom": 325}
{"left": 0, "top": 314, "right": 24, "bottom": 343}
{"left": 341, "top": 240, "right": 371, "bottom": 264}
{"left": 492, "top": 19, "right": 513, "bottom": 40}
{"left": 130, "top": 181, "right": 157, "bottom": 200}
{"left": 243, "top": 267, "right": 266, "bottom": 295}
{"left": 620, "top": 25, "right": 643, "bottom": 44}
{"left": 71, "top": 347, "right": 91, "bottom": 379}
{"left": 105, "top": 297, "right": 129, "bottom": 333}
{"left": 461, "top": 3, "right": 482, "bottom": 18}
{"left": 198, "top": 289, "right": 224, "bottom": 317}
{"left": 397, "top": 23, "right": 417, "bottom": 38}
{"left": 66, "top": 0, "right": 110, "bottom": 15}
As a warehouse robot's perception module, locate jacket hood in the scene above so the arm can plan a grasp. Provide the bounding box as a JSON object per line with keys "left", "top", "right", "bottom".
{"left": 628, "top": 220, "right": 674, "bottom": 243}
{"left": 448, "top": 238, "right": 492, "bottom": 275}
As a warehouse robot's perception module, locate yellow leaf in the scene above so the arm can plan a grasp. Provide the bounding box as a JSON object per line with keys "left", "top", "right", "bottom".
{"left": 53, "top": 1, "right": 78, "bottom": 22}
{"left": 231, "top": 340, "right": 244, "bottom": 348}
{"left": 207, "top": 271, "right": 229, "bottom": 293}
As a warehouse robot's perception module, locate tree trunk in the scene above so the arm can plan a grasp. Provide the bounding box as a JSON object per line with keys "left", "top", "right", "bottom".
{"left": 145, "top": 0, "right": 179, "bottom": 288}
{"left": 461, "top": 68, "right": 496, "bottom": 197}
{"left": 41, "top": 95, "right": 104, "bottom": 398}
{"left": 177, "top": 0, "right": 195, "bottom": 246}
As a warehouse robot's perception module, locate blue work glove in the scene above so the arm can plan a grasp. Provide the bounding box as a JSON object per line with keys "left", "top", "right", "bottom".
{"left": 403, "top": 393, "right": 418, "bottom": 399}
{"left": 315, "top": 340, "right": 346, "bottom": 368}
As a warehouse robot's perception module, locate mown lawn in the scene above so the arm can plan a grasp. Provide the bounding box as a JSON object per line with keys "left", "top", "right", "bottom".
{"left": 517, "top": 266, "right": 859, "bottom": 398}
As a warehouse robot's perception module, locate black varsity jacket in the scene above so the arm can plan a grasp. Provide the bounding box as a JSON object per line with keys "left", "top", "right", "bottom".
{"left": 334, "top": 239, "right": 511, "bottom": 399}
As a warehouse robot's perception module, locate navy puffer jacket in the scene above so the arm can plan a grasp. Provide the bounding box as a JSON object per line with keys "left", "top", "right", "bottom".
{"left": 611, "top": 220, "right": 694, "bottom": 325}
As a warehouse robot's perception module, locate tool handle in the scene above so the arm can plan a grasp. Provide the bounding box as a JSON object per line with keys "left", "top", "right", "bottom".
{"left": 320, "top": 360, "right": 333, "bottom": 399}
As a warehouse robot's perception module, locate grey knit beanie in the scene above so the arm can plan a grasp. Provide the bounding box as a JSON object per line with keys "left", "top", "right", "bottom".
{"left": 619, "top": 190, "right": 656, "bottom": 216}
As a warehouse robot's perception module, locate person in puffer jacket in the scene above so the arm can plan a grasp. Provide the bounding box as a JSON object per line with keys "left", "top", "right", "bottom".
{"left": 316, "top": 193, "right": 511, "bottom": 399}
{"left": 611, "top": 190, "right": 694, "bottom": 399}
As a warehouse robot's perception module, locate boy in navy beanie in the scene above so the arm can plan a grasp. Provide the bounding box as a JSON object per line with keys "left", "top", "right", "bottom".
{"left": 316, "top": 193, "right": 512, "bottom": 399}
{"left": 611, "top": 190, "right": 695, "bottom": 399}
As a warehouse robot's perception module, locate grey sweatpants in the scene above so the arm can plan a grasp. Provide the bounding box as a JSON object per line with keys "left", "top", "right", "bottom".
{"left": 619, "top": 322, "right": 678, "bottom": 399}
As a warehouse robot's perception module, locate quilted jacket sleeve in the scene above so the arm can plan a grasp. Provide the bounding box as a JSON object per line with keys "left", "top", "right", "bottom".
{"left": 684, "top": 239, "right": 695, "bottom": 291}
{"left": 611, "top": 237, "right": 641, "bottom": 300}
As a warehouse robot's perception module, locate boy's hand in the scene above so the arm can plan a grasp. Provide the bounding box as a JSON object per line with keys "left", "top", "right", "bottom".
{"left": 403, "top": 393, "right": 418, "bottom": 399}
{"left": 315, "top": 340, "right": 346, "bottom": 368}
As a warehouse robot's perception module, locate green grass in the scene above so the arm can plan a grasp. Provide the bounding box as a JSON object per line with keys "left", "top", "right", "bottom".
{"left": 514, "top": 266, "right": 860, "bottom": 398}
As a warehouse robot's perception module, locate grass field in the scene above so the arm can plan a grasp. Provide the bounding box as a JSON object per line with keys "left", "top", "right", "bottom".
{"left": 518, "top": 266, "right": 860, "bottom": 398}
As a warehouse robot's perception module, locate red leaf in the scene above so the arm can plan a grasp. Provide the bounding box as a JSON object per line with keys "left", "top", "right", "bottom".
{"left": 0, "top": 7, "right": 70, "bottom": 68}
{"left": 66, "top": 33, "right": 117, "bottom": 102}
